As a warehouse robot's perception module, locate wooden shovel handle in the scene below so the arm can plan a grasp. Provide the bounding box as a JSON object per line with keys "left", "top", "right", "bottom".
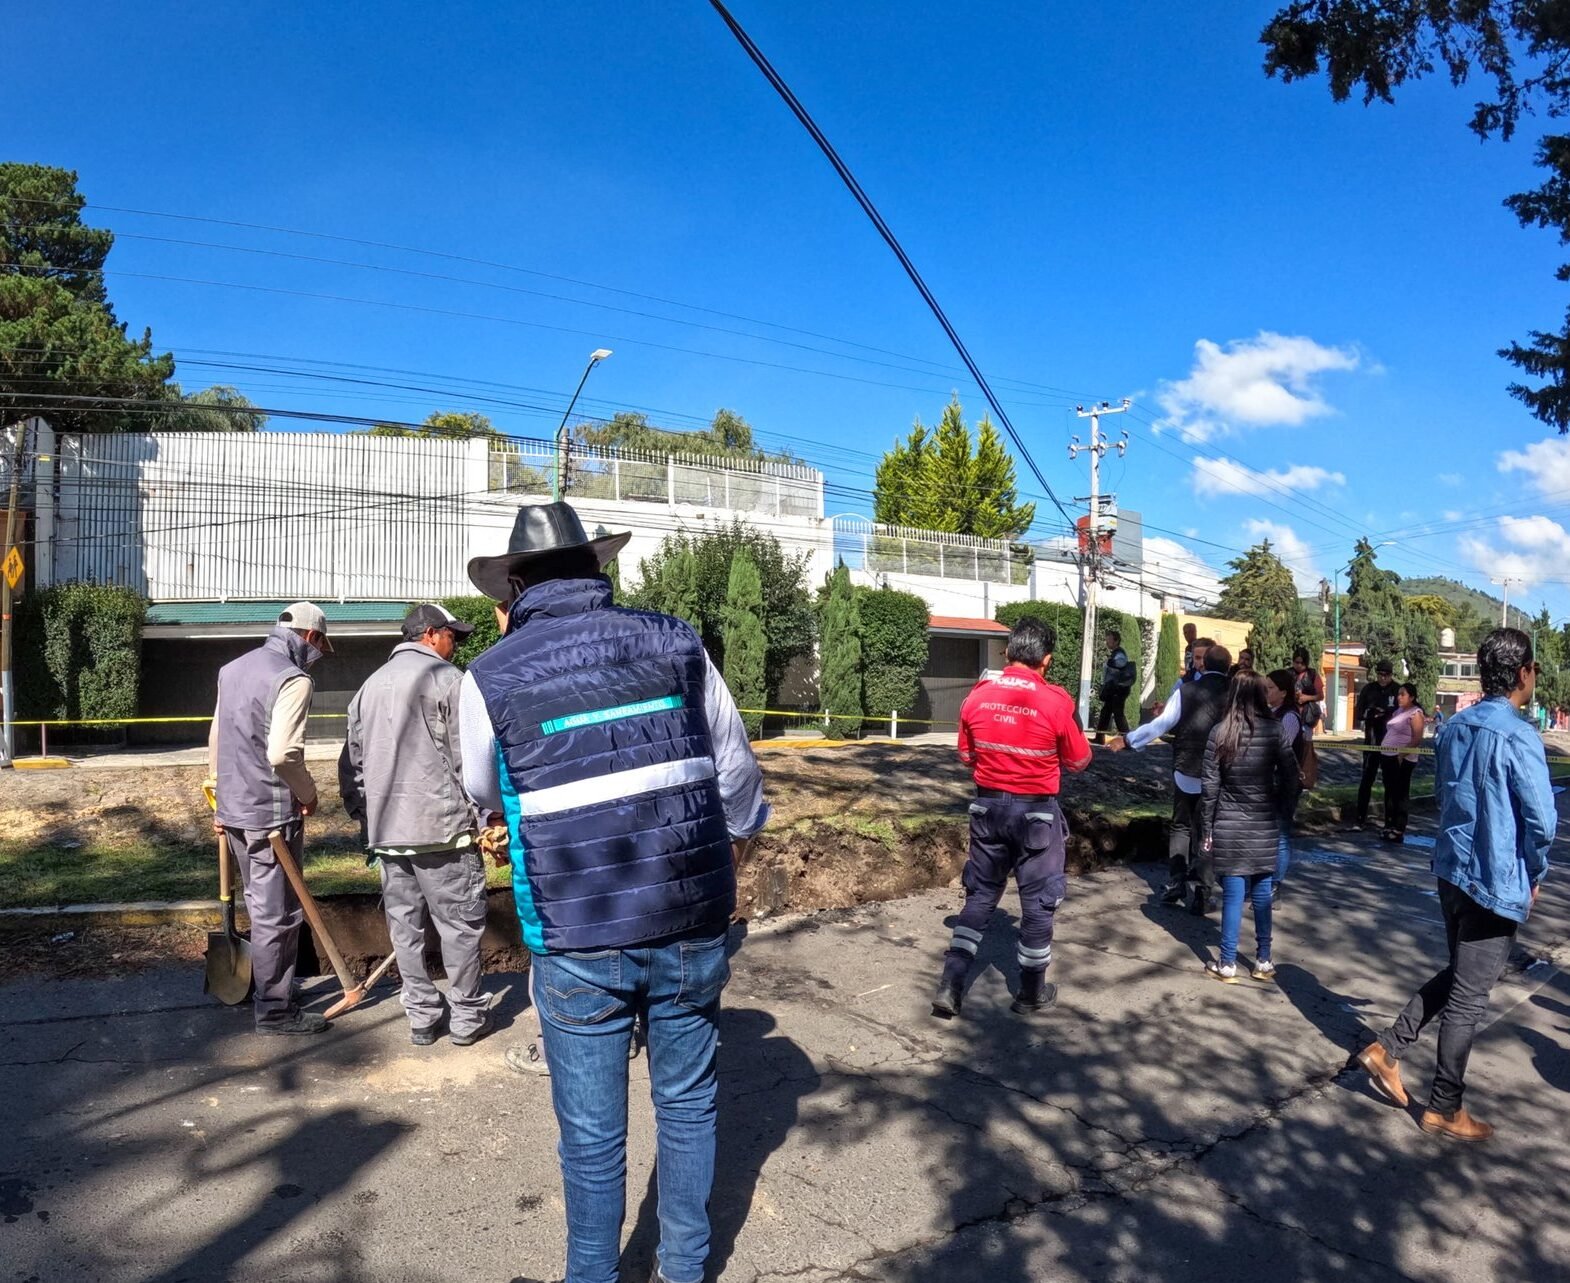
{"left": 267, "top": 831, "right": 356, "bottom": 992}
{"left": 218, "top": 830, "right": 233, "bottom": 902}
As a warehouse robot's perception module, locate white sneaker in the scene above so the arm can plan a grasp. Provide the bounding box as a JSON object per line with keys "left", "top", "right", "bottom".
{"left": 1251, "top": 960, "right": 1277, "bottom": 983}
{"left": 1205, "top": 960, "right": 1240, "bottom": 984}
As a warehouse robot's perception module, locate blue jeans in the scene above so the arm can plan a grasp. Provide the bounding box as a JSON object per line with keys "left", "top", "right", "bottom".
{"left": 1219, "top": 874, "right": 1274, "bottom": 966}
{"left": 532, "top": 932, "right": 732, "bottom": 1283}
{"left": 1274, "top": 832, "right": 1292, "bottom": 886}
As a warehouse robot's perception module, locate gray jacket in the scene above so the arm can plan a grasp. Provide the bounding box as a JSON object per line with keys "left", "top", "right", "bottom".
{"left": 213, "top": 627, "right": 318, "bottom": 830}
{"left": 339, "top": 642, "right": 476, "bottom": 850}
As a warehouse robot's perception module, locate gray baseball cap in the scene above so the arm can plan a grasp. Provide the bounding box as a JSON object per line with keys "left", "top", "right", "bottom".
{"left": 278, "top": 601, "right": 333, "bottom": 652}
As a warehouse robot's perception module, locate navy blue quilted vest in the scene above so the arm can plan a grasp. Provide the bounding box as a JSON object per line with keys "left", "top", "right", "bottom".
{"left": 467, "top": 577, "right": 735, "bottom": 953}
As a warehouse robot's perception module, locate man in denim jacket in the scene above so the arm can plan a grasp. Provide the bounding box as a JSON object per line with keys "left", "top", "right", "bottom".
{"left": 1358, "top": 628, "right": 1557, "bottom": 1141}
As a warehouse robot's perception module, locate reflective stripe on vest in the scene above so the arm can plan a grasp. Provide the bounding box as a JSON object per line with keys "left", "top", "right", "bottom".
{"left": 511, "top": 755, "right": 717, "bottom": 817}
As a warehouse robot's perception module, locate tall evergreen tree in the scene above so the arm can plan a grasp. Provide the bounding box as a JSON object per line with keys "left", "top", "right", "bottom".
{"left": 872, "top": 422, "right": 928, "bottom": 526}
{"left": 1, "top": 163, "right": 177, "bottom": 431}
{"left": 871, "top": 397, "right": 1034, "bottom": 537}
{"left": 1217, "top": 540, "right": 1298, "bottom": 623}
{"left": 917, "top": 398, "right": 976, "bottom": 533}
{"left": 818, "top": 562, "right": 864, "bottom": 739}
{"left": 1154, "top": 613, "right": 1182, "bottom": 695}
{"left": 658, "top": 548, "right": 701, "bottom": 631}
{"left": 969, "top": 416, "right": 1035, "bottom": 538}
{"left": 1344, "top": 538, "right": 1409, "bottom": 671}
{"left": 722, "top": 548, "right": 767, "bottom": 740}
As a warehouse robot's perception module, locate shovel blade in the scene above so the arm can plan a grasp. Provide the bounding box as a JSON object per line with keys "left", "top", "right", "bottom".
{"left": 204, "top": 931, "right": 253, "bottom": 1006}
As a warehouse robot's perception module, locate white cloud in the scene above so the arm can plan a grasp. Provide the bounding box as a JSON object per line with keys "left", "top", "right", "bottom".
{"left": 1437, "top": 472, "right": 1464, "bottom": 487}
{"left": 1190, "top": 456, "right": 1345, "bottom": 499}
{"left": 1143, "top": 535, "right": 1222, "bottom": 605}
{"left": 1497, "top": 436, "right": 1570, "bottom": 499}
{"left": 1442, "top": 509, "right": 1464, "bottom": 522}
{"left": 1460, "top": 514, "right": 1570, "bottom": 589}
{"left": 1156, "top": 332, "right": 1361, "bottom": 444}
{"left": 1242, "top": 519, "right": 1322, "bottom": 593}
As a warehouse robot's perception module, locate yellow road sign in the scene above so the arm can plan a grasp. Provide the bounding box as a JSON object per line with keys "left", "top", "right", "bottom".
{"left": 2, "top": 546, "right": 22, "bottom": 590}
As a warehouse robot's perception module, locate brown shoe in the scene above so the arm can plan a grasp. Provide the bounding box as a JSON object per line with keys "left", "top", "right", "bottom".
{"left": 1356, "top": 1041, "right": 1410, "bottom": 1107}
{"left": 1420, "top": 1107, "right": 1494, "bottom": 1142}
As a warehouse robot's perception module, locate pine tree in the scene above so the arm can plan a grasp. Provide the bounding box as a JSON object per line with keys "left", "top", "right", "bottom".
{"left": 970, "top": 416, "right": 1036, "bottom": 538}
{"left": 1217, "top": 540, "right": 1297, "bottom": 623}
{"left": 870, "top": 397, "right": 1036, "bottom": 538}
{"left": 818, "top": 563, "right": 864, "bottom": 739}
{"left": 872, "top": 422, "right": 928, "bottom": 526}
{"left": 722, "top": 549, "right": 767, "bottom": 739}
{"left": 917, "top": 397, "right": 976, "bottom": 532}
{"left": 1344, "top": 538, "right": 1409, "bottom": 672}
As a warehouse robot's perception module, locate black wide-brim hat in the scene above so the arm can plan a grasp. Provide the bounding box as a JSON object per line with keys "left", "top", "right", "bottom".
{"left": 466, "top": 501, "right": 631, "bottom": 601}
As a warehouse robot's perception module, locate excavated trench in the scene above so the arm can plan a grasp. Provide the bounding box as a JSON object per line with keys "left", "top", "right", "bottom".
{"left": 279, "top": 808, "right": 1170, "bottom": 979}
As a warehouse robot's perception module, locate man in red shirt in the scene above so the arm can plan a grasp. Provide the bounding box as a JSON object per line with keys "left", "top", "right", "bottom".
{"left": 933, "top": 617, "right": 1093, "bottom": 1020}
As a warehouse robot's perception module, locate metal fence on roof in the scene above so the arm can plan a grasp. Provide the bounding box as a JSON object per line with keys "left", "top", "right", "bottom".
{"left": 830, "top": 516, "right": 1032, "bottom": 585}
{"left": 487, "top": 440, "right": 822, "bottom": 519}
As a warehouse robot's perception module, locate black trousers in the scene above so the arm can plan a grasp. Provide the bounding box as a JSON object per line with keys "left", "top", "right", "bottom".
{"left": 1168, "top": 788, "right": 1214, "bottom": 893}
{"left": 1381, "top": 755, "right": 1416, "bottom": 835}
{"left": 1095, "top": 690, "right": 1130, "bottom": 737}
{"left": 1356, "top": 745, "right": 1383, "bottom": 821}
{"left": 1378, "top": 880, "right": 1517, "bottom": 1114}
{"left": 944, "top": 795, "right": 1068, "bottom": 980}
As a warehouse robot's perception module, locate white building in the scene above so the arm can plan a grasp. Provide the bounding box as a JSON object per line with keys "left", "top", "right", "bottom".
{"left": 9, "top": 420, "right": 1165, "bottom": 738}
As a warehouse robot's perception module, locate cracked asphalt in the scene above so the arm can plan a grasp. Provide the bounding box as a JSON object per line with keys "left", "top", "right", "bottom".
{"left": 4, "top": 820, "right": 1570, "bottom": 1283}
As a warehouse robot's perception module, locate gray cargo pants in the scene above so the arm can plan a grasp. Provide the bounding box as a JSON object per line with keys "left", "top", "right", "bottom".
{"left": 378, "top": 850, "right": 489, "bottom": 1036}
{"left": 227, "top": 821, "right": 305, "bottom": 1029}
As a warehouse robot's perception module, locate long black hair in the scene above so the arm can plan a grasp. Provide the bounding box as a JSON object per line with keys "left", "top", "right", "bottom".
{"left": 1214, "top": 670, "right": 1275, "bottom": 766}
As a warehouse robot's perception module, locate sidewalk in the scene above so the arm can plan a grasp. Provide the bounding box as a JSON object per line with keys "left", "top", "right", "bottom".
{"left": 3, "top": 821, "right": 1568, "bottom": 1281}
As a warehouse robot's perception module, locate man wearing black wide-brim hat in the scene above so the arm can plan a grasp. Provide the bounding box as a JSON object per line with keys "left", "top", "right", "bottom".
{"left": 458, "top": 501, "right": 767, "bottom": 1283}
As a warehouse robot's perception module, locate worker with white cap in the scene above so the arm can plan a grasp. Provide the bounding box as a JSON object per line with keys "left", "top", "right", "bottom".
{"left": 208, "top": 601, "right": 333, "bottom": 1035}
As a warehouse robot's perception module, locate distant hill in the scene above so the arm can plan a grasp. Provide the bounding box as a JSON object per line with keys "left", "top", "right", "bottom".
{"left": 1399, "top": 575, "right": 1533, "bottom": 631}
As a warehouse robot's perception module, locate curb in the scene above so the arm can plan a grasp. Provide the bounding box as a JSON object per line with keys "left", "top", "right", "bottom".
{"left": 0, "top": 900, "right": 226, "bottom": 929}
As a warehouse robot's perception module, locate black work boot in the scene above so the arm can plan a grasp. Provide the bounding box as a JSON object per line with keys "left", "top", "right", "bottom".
{"left": 1010, "top": 969, "right": 1058, "bottom": 1016}
{"left": 931, "top": 956, "right": 969, "bottom": 1019}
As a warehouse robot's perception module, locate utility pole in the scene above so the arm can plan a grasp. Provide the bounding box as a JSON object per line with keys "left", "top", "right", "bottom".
{"left": 1069, "top": 400, "right": 1131, "bottom": 728}
{"left": 1, "top": 419, "right": 28, "bottom": 766}
{"left": 1490, "top": 576, "right": 1523, "bottom": 627}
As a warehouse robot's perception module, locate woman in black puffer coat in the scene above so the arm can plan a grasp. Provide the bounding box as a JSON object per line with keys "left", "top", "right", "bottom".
{"left": 1200, "top": 671, "right": 1300, "bottom": 984}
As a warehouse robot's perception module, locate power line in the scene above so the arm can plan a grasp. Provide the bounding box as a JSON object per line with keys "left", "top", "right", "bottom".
{"left": 704, "top": 0, "right": 1074, "bottom": 528}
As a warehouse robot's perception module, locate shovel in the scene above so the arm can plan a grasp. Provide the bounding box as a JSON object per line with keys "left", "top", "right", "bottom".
{"left": 267, "top": 831, "right": 396, "bottom": 1020}
{"left": 204, "top": 831, "right": 253, "bottom": 1005}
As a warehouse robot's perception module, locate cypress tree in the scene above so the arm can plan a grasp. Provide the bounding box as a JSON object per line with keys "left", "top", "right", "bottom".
{"left": 1154, "top": 613, "right": 1182, "bottom": 695}
{"left": 722, "top": 549, "right": 767, "bottom": 739}
{"left": 819, "top": 563, "right": 864, "bottom": 738}
{"left": 660, "top": 548, "right": 701, "bottom": 631}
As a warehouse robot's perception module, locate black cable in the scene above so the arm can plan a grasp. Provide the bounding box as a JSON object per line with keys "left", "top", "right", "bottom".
{"left": 703, "top": 0, "right": 1075, "bottom": 528}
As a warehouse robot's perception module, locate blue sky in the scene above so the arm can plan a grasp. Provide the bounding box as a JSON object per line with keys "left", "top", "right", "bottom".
{"left": 11, "top": 1, "right": 1570, "bottom": 614}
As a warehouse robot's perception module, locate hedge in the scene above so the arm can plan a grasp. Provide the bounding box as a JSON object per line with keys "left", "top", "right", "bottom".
{"left": 993, "top": 601, "right": 1138, "bottom": 724}
{"left": 15, "top": 583, "right": 147, "bottom": 721}
{"left": 856, "top": 586, "right": 929, "bottom": 719}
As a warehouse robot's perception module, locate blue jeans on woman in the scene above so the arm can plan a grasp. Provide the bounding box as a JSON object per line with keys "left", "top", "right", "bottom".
{"left": 532, "top": 930, "right": 732, "bottom": 1283}
{"left": 1219, "top": 874, "right": 1274, "bottom": 966}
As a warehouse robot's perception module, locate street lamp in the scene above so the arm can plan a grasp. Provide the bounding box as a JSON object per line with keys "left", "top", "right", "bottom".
{"left": 1329, "top": 541, "right": 1394, "bottom": 732}
{"left": 553, "top": 348, "right": 613, "bottom": 501}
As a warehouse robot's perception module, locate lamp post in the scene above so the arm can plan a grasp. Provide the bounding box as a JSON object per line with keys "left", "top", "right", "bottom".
{"left": 553, "top": 348, "right": 612, "bottom": 502}
{"left": 1329, "top": 541, "right": 1394, "bottom": 733}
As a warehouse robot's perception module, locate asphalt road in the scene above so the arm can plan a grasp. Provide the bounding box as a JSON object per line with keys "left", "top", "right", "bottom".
{"left": 4, "top": 821, "right": 1569, "bottom": 1283}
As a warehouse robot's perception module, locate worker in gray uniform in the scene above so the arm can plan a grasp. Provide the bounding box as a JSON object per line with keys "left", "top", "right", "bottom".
{"left": 209, "top": 602, "right": 332, "bottom": 1035}
{"left": 340, "top": 603, "right": 494, "bottom": 1047}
